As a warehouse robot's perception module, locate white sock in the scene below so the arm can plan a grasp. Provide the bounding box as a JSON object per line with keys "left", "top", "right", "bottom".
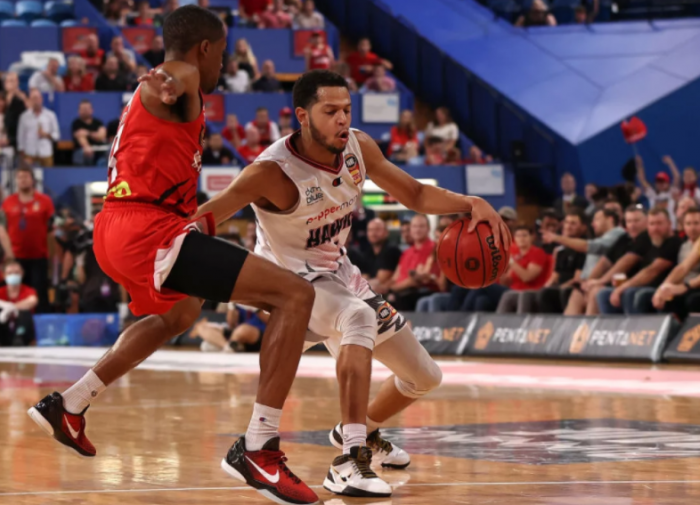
{"left": 245, "top": 403, "right": 282, "bottom": 451}
{"left": 62, "top": 370, "right": 106, "bottom": 414}
{"left": 342, "top": 423, "right": 366, "bottom": 455}
{"left": 366, "top": 416, "right": 380, "bottom": 434}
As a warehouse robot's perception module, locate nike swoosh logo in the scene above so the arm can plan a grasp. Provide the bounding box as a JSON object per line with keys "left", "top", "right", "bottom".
{"left": 246, "top": 456, "right": 280, "bottom": 484}
{"left": 64, "top": 415, "right": 80, "bottom": 439}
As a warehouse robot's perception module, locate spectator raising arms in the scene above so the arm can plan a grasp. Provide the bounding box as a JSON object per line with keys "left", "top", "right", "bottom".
{"left": 245, "top": 107, "right": 280, "bottom": 146}
{"left": 515, "top": 0, "right": 557, "bottom": 27}
{"left": 425, "top": 107, "right": 458, "bottom": 151}
{"left": 305, "top": 31, "right": 334, "bottom": 71}
{"left": 1, "top": 167, "right": 55, "bottom": 313}
{"left": 232, "top": 38, "right": 260, "bottom": 80}
{"left": 636, "top": 154, "right": 679, "bottom": 225}
{"left": 387, "top": 110, "right": 419, "bottom": 163}
{"left": 201, "top": 132, "right": 234, "bottom": 166}
{"left": 222, "top": 113, "right": 245, "bottom": 149}
{"left": 664, "top": 155, "right": 700, "bottom": 205}
{"left": 252, "top": 60, "right": 282, "bottom": 92}
{"left": 346, "top": 37, "right": 393, "bottom": 86}
{"left": 238, "top": 128, "right": 264, "bottom": 164}
{"left": 64, "top": 56, "right": 95, "bottom": 92}
{"left": 361, "top": 65, "right": 396, "bottom": 93}
{"left": 71, "top": 100, "right": 107, "bottom": 166}
{"left": 2, "top": 72, "right": 27, "bottom": 150}
{"left": 143, "top": 35, "right": 165, "bottom": 68}
{"left": 294, "top": 0, "right": 324, "bottom": 29}
{"left": 17, "top": 89, "right": 60, "bottom": 167}
{"left": 259, "top": 0, "right": 292, "bottom": 28}
{"left": 28, "top": 58, "right": 65, "bottom": 94}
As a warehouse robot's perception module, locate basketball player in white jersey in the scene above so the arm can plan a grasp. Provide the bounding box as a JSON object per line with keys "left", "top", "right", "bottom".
{"left": 198, "top": 70, "right": 510, "bottom": 498}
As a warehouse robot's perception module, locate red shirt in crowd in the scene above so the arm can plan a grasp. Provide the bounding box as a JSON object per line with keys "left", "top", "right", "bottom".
{"left": 238, "top": 144, "right": 265, "bottom": 164}
{"left": 509, "top": 243, "right": 550, "bottom": 291}
{"left": 64, "top": 73, "right": 95, "bottom": 92}
{"left": 222, "top": 124, "right": 246, "bottom": 144}
{"left": 395, "top": 240, "right": 439, "bottom": 284}
{"left": 134, "top": 16, "right": 153, "bottom": 26}
{"left": 78, "top": 49, "right": 105, "bottom": 74}
{"left": 387, "top": 126, "right": 418, "bottom": 157}
{"left": 346, "top": 50, "right": 382, "bottom": 85}
{"left": 2, "top": 192, "right": 55, "bottom": 260}
{"left": 0, "top": 284, "right": 37, "bottom": 309}
{"left": 307, "top": 44, "right": 332, "bottom": 70}
{"left": 240, "top": 0, "right": 271, "bottom": 17}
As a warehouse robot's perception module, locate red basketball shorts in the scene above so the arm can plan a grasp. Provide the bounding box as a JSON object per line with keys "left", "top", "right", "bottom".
{"left": 93, "top": 202, "right": 215, "bottom": 316}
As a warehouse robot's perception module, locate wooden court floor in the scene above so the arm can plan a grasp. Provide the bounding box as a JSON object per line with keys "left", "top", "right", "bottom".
{"left": 2, "top": 352, "right": 700, "bottom": 504}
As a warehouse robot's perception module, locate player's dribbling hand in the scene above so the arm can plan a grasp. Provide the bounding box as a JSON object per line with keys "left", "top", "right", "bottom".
{"left": 467, "top": 197, "right": 512, "bottom": 253}
{"left": 139, "top": 69, "right": 179, "bottom": 105}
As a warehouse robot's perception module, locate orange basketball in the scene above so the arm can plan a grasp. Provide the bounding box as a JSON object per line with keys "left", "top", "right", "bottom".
{"left": 436, "top": 218, "right": 510, "bottom": 289}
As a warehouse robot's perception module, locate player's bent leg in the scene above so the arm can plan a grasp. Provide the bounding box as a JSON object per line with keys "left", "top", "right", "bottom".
{"left": 28, "top": 296, "right": 202, "bottom": 458}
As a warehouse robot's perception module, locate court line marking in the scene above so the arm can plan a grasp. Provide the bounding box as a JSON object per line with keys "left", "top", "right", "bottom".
{"left": 3, "top": 480, "right": 700, "bottom": 496}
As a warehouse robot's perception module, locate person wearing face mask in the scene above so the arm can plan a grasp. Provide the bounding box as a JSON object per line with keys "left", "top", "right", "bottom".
{"left": 0, "top": 261, "right": 37, "bottom": 346}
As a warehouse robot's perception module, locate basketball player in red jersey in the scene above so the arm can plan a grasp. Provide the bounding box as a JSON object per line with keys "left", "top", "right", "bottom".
{"left": 28, "top": 7, "right": 319, "bottom": 505}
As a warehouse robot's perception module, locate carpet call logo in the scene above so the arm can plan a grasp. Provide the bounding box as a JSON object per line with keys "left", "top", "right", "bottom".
{"left": 678, "top": 324, "right": 700, "bottom": 352}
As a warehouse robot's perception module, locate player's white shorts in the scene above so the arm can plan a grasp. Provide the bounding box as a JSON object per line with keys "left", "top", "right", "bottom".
{"left": 302, "top": 259, "right": 406, "bottom": 353}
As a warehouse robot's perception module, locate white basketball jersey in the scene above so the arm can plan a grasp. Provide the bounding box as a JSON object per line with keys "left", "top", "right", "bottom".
{"left": 252, "top": 130, "right": 366, "bottom": 275}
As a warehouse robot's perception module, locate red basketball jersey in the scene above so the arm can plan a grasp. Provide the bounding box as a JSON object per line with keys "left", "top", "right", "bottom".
{"left": 105, "top": 85, "right": 206, "bottom": 217}
{"left": 308, "top": 44, "right": 331, "bottom": 70}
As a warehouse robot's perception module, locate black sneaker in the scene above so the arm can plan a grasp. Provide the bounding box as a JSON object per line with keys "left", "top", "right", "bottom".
{"left": 220, "top": 436, "right": 319, "bottom": 505}
{"left": 27, "top": 392, "right": 96, "bottom": 458}
{"left": 323, "top": 446, "right": 392, "bottom": 497}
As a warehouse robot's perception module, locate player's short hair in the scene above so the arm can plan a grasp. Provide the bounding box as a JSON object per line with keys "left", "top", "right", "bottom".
{"left": 292, "top": 70, "right": 349, "bottom": 110}
{"left": 649, "top": 207, "right": 670, "bottom": 219}
{"left": 163, "top": 5, "right": 225, "bottom": 55}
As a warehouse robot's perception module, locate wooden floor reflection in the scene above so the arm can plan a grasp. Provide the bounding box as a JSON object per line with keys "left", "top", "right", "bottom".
{"left": 2, "top": 356, "right": 700, "bottom": 504}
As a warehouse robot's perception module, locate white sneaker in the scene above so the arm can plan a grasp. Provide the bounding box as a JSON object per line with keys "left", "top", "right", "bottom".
{"left": 323, "top": 446, "right": 392, "bottom": 498}
{"left": 329, "top": 423, "right": 411, "bottom": 469}
{"left": 200, "top": 341, "right": 223, "bottom": 352}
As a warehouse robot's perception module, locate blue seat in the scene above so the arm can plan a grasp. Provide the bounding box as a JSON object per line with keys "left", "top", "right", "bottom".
{"left": 59, "top": 18, "right": 79, "bottom": 26}
{"left": 45, "top": 1, "right": 73, "bottom": 22}
{"left": 31, "top": 18, "right": 57, "bottom": 26}
{"left": 15, "top": 0, "right": 44, "bottom": 22}
{"left": 0, "top": 0, "right": 13, "bottom": 21}
{"left": 1, "top": 18, "right": 27, "bottom": 26}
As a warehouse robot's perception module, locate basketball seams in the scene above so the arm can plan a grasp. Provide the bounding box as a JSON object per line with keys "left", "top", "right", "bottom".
{"left": 454, "top": 220, "right": 466, "bottom": 288}
{"left": 475, "top": 224, "right": 486, "bottom": 288}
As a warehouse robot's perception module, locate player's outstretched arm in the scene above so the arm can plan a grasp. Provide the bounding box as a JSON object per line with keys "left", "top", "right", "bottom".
{"left": 357, "top": 130, "right": 511, "bottom": 251}
{"left": 195, "top": 161, "right": 298, "bottom": 226}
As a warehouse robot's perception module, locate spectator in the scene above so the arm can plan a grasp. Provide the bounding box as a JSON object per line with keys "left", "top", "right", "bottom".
{"left": 28, "top": 58, "right": 65, "bottom": 94}
{"left": 584, "top": 182, "right": 599, "bottom": 217}
{"left": 294, "top": 0, "right": 324, "bottom": 29}
{"left": 106, "top": 108, "right": 122, "bottom": 144}
{"left": 222, "top": 114, "right": 245, "bottom": 149}
{"left": 278, "top": 107, "right": 293, "bottom": 131}
{"left": 464, "top": 224, "right": 549, "bottom": 312}
{"left": 245, "top": 107, "right": 280, "bottom": 146}
{"left": 361, "top": 65, "right": 396, "bottom": 93}
{"left": 537, "top": 209, "right": 592, "bottom": 313}
{"left": 537, "top": 208, "right": 562, "bottom": 255}
{"left": 79, "top": 34, "right": 105, "bottom": 75}
{"left": 0, "top": 94, "right": 14, "bottom": 167}
{"left": 280, "top": 125, "right": 294, "bottom": 137}
{"left": 71, "top": 100, "right": 107, "bottom": 165}
{"left": 239, "top": 0, "right": 271, "bottom": 27}
{"left": 425, "top": 107, "right": 458, "bottom": 151}
{"left": 652, "top": 208, "right": 700, "bottom": 318}
{"left": 464, "top": 144, "right": 493, "bottom": 164}
{"left": 346, "top": 37, "right": 393, "bottom": 86}
{"left": 223, "top": 59, "right": 250, "bottom": 93}
{"left": 675, "top": 196, "right": 697, "bottom": 238}
{"left": 0, "top": 261, "right": 37, "bottom": 346}
{"left": 238, "top": 128, "right": 264, "bottom": 164}
{"left": 304, "top": 31, "right": 334, "bottom": 71}
{"left": 424, "top": 137, "right": 445, "bottom": 166}
{"left": 107, "top": 36, "right": 137, "bottom": 74}
{"left": 252, "top": 60, "right": 282, "bottom": 92}
{"left": 387, "top": 214, "right": 440, "bottom": 311}
{"left": 415, "top": 224, "right": 453, "bottom": 312}
{"left": 143, "top": 35, "right": 165, "bottom": 68}
{"left": 95, "top": 56, "right": 130, "bottom": 91}
{"left": 349, "top": 218, "right": 401, "bottom": 294}
{"left": 63, "top": 56, "right": 95, "bottom": 92}
{"left": 498, "top": 206, "right": 518, "bottom": 233}
{"left": 597, "top": 208, "right": 682, "bottom": 315}
{"left": 155, "top": 0, "right": 179, "bottom": 25}
{"left": 190, "top": 303, "right": 268, "bottom": 353}
{"left": 636, "top": 154, "right": 678, "bottom": 226}
{"left": 399, "top": 220, "right": 413, "bottom": 251}
{"left": 387, "top": 110, "right": 419, "bottom": 163}
{"left": 515, "top": 0, "right": 557, "bottom": 27}
{"left": 574, "top": 5, "right": 587, "bottom": 23}
{"left": 553, "top": 172, "right": 587, "bottom": 216}
{"left": 259, "top": 0, "right": 292, "bottom": 28}
{"left": 73, "top": 228, "right": 122, "bottom": 313}
{"left": 2, "top": 167, "right": 55, "bottom": 313}
{"left": 202, "top": 132, "right": 234, "bottom": 166}
{"left": 603, "top": 198, "right": 623, "bottom": 223}
{"left": 104, "top": 0, "right": 127, "bottom": 25}
{"left": 2, "top": 73, "right": 27, "bottom": 150}
{"left": 243, "top": 220, "right": 257, "bottom": 250}
{"left": 232, "top": 38, "right": 259, "bottom": 80}
{"left": 132, "top": 0, "right": 154, "bottom": 25}
{"left": 17, "top": 89, "right": 59, "bottom": 168}
{"left": 664, "top": 155, "right": 700, "bottom": 205}
{"left": 136, "top": 65, "right": 149, "bottom": 80}
{"left": 334, "top": 62, "right": 358, "bottom": 92}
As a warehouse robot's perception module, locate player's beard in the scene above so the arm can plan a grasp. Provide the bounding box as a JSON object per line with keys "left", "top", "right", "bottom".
{"left": 309, "top": 117, "right": 344, "bottom": 155}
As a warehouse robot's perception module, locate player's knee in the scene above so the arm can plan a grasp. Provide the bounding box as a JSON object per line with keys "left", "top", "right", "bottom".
{"left": 164, "top": 300, "right": 201, "bottom": 335}
{"left": 395, "top": 359, "right": 443, "bottom": 399}
{"left": 282, "top": 276, "right": 315, "bottom": 310}
{"left": 339, "top": 304, "right": 377, "bottom": 351}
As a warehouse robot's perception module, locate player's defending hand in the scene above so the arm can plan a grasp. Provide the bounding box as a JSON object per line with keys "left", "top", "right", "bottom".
{"left": 139, "top": 69, "right": 180, "bottom": 105}
{"left": 467, "top": 197, "right": 512, "bottom": 252}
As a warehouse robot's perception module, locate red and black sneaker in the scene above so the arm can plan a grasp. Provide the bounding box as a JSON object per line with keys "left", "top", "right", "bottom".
{"left": 221, "top": 436, "right": 319, "bottom": 505}
{"left": 27, "top": 392, "right": 96, "bottom": 458}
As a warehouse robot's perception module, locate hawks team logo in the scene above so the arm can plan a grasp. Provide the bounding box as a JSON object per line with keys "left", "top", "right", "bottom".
{"left": 345, "top": 154, "right": 362, "bottom": 185}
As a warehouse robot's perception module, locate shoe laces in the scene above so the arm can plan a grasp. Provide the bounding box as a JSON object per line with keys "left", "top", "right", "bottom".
{"left": 368, "top": 431, "right": 393, "bottom": 455}
{"left": 353, "top": 448, "right": 378, "bottom": 479}
{"left": 260, "top": 451, "right": 301, "bottom": 485}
